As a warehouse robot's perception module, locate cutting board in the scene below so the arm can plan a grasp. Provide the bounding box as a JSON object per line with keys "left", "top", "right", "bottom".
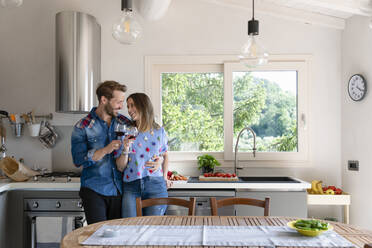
{"left": 199, "top": 176, "right": 239, "bottom": 181}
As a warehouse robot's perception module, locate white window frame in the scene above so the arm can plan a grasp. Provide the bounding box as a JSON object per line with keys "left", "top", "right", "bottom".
{"left": 145, "top": 55, "right": 311, "bottom": 164}
{"left": 224, "top": 61, "right": 309, "bottom": 162}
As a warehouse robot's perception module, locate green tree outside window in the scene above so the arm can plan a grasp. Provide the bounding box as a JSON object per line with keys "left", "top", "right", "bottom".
{"left": 161, "top": 71, "right": 298, "bottom": 152}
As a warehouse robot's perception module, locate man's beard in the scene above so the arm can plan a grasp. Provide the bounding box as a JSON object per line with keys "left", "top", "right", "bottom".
{"left": 104, "top": 103, "right": 117, "bottom": 118}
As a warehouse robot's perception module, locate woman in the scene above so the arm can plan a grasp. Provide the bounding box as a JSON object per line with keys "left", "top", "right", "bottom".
{"left": 116, "top": 93, "right": 171, "bottom": 218}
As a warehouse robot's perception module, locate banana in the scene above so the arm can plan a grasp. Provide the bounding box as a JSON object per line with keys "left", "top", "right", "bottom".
{"left": 311, "top": 180, "right": 320, "bottom": 194}
{"left": 316, "top": 181, "right": 324, "bottom": 194}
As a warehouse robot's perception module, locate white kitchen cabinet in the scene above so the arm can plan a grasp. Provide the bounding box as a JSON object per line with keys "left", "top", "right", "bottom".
{"left": 235, "top": 190, "right": 307, "bottom": 218}
{"left": 307, "top": 193, "right": 351, "bottom": 223}
{"left": 167, "top": 189, "right": 235, "bottom": 216}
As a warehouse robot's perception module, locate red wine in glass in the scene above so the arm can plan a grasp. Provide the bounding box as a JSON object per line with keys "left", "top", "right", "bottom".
{"left": 115, "top": 131, "right": 125, "bottom": 137}
{"left": 114, "top": 122, "right": 126, "bottom": 140}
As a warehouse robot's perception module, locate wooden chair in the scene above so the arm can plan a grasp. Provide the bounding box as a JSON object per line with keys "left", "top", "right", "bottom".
{"left": 210, "top": 197, "right": 270, "bottom": 216}
{"left": 136, "top": 197, "right": 196, "bottom": 216}
{"left": 364, "top": 244, "right": 372, "bottom": 248}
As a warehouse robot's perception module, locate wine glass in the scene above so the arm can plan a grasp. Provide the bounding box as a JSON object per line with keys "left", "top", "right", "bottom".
{"left": 115, "top": 123, "right": 138, "bottom": 154}
{"left": 124, "top": 126, "right": 138, "bottom": 154}
{"left": 114, "top": 123, "right": 127, "bottom": 140}
{"left": 125, "top": 126, "right": 138, "bottom": 140}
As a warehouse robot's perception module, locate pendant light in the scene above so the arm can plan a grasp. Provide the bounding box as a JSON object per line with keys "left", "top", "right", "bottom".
{"left": 239, "top": 0, "right": 268, "bottom": 67}
{"left": 112, "top": 0, "right": 142, "bottom": 45}
{"left": 0, "top": 0, "right": 23, "bottom": 8}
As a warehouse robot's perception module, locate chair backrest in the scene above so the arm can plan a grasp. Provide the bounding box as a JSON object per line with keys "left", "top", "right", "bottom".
{"left": 136, "top": 197, "right": 196, "bottom": 216}
{"left": 210, "top": 197, "right": 270, "bottom": 216}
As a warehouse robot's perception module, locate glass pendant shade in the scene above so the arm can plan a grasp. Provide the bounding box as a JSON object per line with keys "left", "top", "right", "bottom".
{"left": 239, "top": 34, "right": 268, "bottom": 67}
{"left": 0, "top": 0, "right": 22, "bottom": 8}
{"left": 112, "top": 9, "right": 142, "bottom": 44}
{"left": 239, "top": 0, "right": 268, "bottom": 67}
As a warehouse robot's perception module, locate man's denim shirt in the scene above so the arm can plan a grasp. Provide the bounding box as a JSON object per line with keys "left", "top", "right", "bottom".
{"left": 71, "top": 107, "right": 132, "bottom": 196}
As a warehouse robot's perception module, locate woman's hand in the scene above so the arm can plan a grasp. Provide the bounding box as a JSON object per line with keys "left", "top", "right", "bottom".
{"left": 165, "top": 179, "right": 173, "bottom": 189}
{"left": 145, "top": 156, "right": 163, "bottom": 172}
{"left": 122, "top": 137, "right": 134, "bottom": 154}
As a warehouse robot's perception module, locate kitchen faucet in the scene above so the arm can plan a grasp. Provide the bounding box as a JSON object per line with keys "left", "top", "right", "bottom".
{"left": 234, "top": 127, "right": 257, "bottom": 176}
{"left": 0, "top": 128, "right": 6, "bottom": 177}
{"left": 0, "top": 119, "right": 6, "bottom": 159}
{"left": 0, "top": 137, "right": 6, "bottom": 159}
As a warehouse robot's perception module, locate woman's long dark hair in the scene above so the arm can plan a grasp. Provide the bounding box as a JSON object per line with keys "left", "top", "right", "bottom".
{"left": 127, "top": 93, "right": 160, "bottom": 132}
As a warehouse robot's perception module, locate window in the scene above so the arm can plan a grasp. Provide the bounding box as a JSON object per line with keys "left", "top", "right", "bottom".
{"left": 145, "top": 55, "right": 310, "bottom": 164}
{"left": 232, "top": 71, "right": 298, "bottom": 153}
{"left": 162, "top": 72, "right": 224, "bottom": 152}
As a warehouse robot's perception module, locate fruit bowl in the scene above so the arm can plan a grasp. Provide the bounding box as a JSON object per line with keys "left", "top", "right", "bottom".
{"left": 287, "top": 220, "right": 333, "bottom": 237}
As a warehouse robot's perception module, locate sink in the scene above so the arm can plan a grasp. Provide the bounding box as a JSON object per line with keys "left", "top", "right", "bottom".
{"left": 187, "top": 176, "right": 300, "bottom": 183}
{"left": 238, "top": 177, "right": 300, "bottom": 183}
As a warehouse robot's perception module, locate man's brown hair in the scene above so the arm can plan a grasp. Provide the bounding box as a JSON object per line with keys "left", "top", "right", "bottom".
{"left": 96, "top": 81, "right": 127, "bottom": 103}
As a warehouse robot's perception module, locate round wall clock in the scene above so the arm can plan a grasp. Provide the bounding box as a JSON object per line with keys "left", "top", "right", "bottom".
{"left": 348, "top": 74, "right": 367, "bottom": 101}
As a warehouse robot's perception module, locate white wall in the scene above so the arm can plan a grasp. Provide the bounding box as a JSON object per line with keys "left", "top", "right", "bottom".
{"left": 0, "top": 0, "right": 342, "bottom": 219}
{"left": 342, "top": 16, "right": 372, "bottom": 230}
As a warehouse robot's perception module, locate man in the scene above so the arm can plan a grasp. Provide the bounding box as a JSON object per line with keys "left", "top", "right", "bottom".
{"left": 71, "top": 80, "right": 131, "bottom": 224}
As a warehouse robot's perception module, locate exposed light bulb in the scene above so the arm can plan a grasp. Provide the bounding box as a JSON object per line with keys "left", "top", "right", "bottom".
{"left": 239, "top": 0, "right": 268, "bottom": 67}
{"left": 112, "top": 9, "right": 142, "bottom": 45}
{"left": 239, "top": 35, "right": 268, "bottom": 68}
{"left": 124, "top": 19, "right": 130, "bottom": 33}
{"left": 0, "top": 0, "right": 22, "bottom": 8}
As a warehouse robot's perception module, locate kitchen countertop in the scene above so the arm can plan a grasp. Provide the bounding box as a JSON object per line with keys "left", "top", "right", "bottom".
{"left": 0, "top": 178, "right": 81, "bottom": 193}
{"left": 0, "top": 177, "right": 310, "bottom": 193}
{"left": 171, "top": 177, "right": 310, "bottom": 190}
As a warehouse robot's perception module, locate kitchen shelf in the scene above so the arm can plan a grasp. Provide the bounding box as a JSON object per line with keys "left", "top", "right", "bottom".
{"left": 307, "top": 193, "right": 351, "bottom": 224}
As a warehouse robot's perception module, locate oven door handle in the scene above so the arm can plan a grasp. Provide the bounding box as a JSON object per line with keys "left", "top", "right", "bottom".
{"left": 31, "top": 216, "right": 36, "bottom": 248}
{"left": 74, "top": 216, "right": 85, "bottom": 229}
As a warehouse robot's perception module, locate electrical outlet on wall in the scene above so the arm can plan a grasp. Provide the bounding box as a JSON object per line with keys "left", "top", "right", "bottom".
{"left": 348, "top": 160, "right": 359, "bottom": 171}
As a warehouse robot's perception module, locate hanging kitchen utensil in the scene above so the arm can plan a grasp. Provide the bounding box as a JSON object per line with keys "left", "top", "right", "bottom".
{"left": 1, "top": 111, "right": 24, "bottom": 138}
{"left": 7, "top": 113, "right": 24, "bottom": 138}
{"left": 21, "top": 113, "right": 30, "bottom": 124}
{"left": 38, "top": 121, "right": 59, "bottom": 148}
{"left": 31, "top": 110, "right": 36, "bottom": 124}
{"left": 0, "top": 119, "right": 6, "bottom": 163}
{"left": 28, "top": 123, "right": 41, "bottom": 137}
{"left": 0, "top": 119, "right": 5, "bottom": 140}
{"left": 0, "top": 118, "right": 7, "bottom": 177}
{"left": 24, "top": 112, "right": 40, "bottom": 137}
{"left": 9, "top": 114, "right": 16, "bottom": 123}
{"left": 0, "top": 110, "right": 9, "bottom": 119}
{"left": 11, "top": 123, "right": 24, "bottom": 138}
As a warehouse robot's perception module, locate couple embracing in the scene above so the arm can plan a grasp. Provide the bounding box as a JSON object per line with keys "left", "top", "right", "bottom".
{"left": 71, "top": 81, "right": 171, "bottom": 224}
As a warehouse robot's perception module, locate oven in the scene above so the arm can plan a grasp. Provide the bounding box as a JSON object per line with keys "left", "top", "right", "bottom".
{"left": 24, "top": 198, "right": 85, "bottom": 248}
{"left": 23, "top": 172, "right": 85, "bottom": 248}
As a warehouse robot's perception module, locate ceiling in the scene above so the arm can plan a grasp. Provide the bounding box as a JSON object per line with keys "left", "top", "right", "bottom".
{"left": 201, "top": 0, "right": 372, "bottom": 29}
{"left": 262, "top": 0, "right": 372, "bottom": 19}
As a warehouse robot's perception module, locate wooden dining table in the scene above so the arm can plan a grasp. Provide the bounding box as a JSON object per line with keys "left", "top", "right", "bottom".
{"left": 61, "top": 216, "right": 372, "bottom": 248}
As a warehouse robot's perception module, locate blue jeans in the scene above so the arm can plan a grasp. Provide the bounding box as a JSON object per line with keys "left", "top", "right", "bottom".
{"left": 122, "top": 176, "right": 168, "bottom": 218}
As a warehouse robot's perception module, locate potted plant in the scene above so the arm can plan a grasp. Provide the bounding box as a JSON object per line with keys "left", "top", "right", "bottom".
{"left": 197, "top": 154, "right": 221, "bottom": 174}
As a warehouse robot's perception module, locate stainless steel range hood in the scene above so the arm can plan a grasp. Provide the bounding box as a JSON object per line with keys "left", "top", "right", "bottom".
{"left": 56, "top": 11, "right": 101, "bottom": 113}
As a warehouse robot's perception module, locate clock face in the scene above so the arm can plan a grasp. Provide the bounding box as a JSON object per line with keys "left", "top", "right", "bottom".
{"left": 348, "top": 74, "right": 367, "bottom": 101}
